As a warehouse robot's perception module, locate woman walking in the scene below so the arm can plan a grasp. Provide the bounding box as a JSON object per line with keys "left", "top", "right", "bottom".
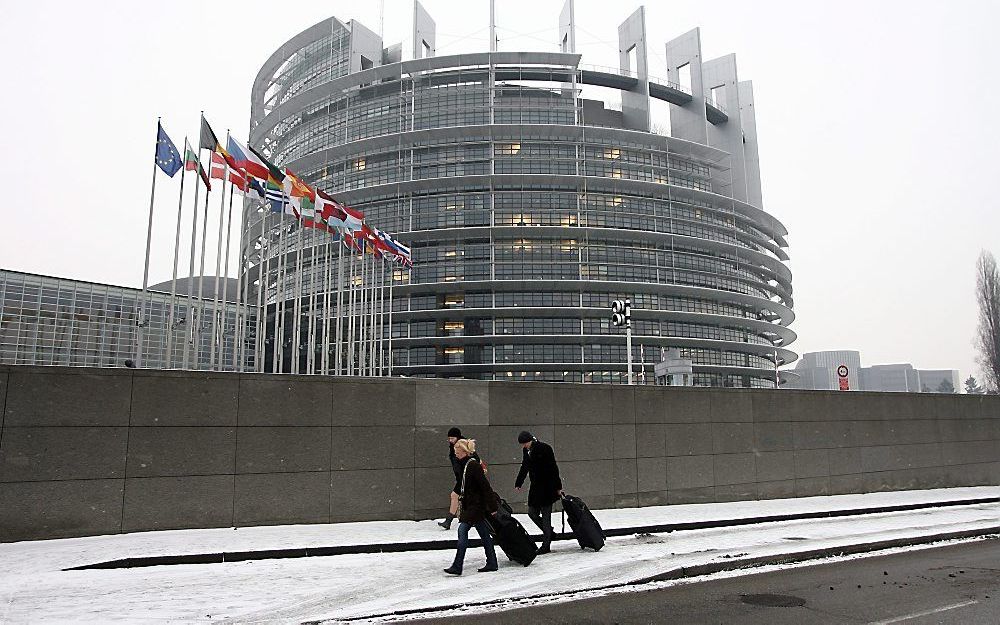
{"left": 444, "top": 439, "right": 499, "bottom": 575}
{"left": 439, "top": 427, "right": 479, "bottom": 530}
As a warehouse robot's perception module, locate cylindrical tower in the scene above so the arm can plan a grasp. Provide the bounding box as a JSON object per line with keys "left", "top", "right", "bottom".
{"left": 245, "top": 10, "right": 795, "bottom": 386}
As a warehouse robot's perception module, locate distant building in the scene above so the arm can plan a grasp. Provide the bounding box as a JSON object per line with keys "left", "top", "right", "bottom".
{"left": 785, "top": 350, "right": 861, "bottom": 391}
{"left": 914, "top": 369, "right": 960, "bottom": 394}
{"left": 784, "top": 349, "right": 960, "bottom": 393}
{"left": 860, "top": 364, "right": 920, "bottom": 392}
{"left": 0, "top": 268, "right": 250, "bottom": 370}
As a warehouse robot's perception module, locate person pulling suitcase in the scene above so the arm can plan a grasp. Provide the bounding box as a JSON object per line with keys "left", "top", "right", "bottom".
{"left": 514, "top": 431, "right": 563, "bottom": 555}
{"left": 438, "top": 427, "right": 479, "bottom": 530}
{"left": 444, "top": 439, "right": 499, "bottom": 576}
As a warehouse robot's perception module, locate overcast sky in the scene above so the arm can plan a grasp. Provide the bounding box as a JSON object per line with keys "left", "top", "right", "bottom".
{"left": 1, "top": 0, "right": 998, "bottom": 382}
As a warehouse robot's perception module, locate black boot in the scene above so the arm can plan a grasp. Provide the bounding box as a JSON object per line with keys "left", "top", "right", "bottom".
{"left": 537, "top": 544, "right": 551, "bottom": 555}
{"left": 478, "top": 564, "right": 498, "bottom": 572}
{"left": 443, "top": 565, "right": 462, "bottom": 575}
{"left": 438, "top": 515, "right": 454, "bottom": 530}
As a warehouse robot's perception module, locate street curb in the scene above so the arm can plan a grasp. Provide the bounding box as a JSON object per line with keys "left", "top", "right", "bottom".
{"left": 64, "top": 496, "right": 1000, "bottom": 571}
{"left": 331, "top": 526, "right": 1000, "bottom": 623}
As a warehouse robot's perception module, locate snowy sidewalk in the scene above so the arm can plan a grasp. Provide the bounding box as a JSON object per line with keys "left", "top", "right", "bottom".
{"left": 0, "top": 487, "right": 998, "bottom": 623}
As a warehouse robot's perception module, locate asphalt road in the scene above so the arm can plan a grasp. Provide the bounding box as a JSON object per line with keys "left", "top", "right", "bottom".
{"left": 412, "top": 539, "right": 1000, "bottom": 624}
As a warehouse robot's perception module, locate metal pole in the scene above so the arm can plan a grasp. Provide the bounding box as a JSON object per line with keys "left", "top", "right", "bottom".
{"left": 358, "top": 250, "right": 368, "bottom": 376}
{"left": 307, "top": 235, "right": 318, "bottom": 374}
{"left": 165, "top": 141, "right": 187, "bottom": 369}
{"left": 346, "top": 252, "right": 356, "bottom": 375}
{"left": 209, "top": 147, "right": 230, "bottom": 370}
{"left": 625, "top": 298, "right": 633, "bottom": 385}
{"left": 335, "top": 242, "right": 344, "bottom": 375}
{"left": 274, "top": 216, "right": 286, "bottom": 373}
{"left": 387, "top": 266, "right": 394, "bottom": 377}
{"left": 194, "top": 170, "right": 212, "bottom": 370}
{"left": 377, "top": 260, "right": 386, "bottom": 375}
{"left": 255, "top": 208, "right": 268, "bottom": 372}
{"left": 182, "top": 143, "right": 203, "bottom": 370}
{"left": 136, "top": 119, "right": 160, "bottom": 368}
{"left": 626, "top": 324, "right": 633, "bottom": 385}
{"left": 219, "top": 180, "right": 235, "bottom": 370}
{"left": 321, "top": 238, "right": 331, "bottom": 375}
{"left": 291, "top": 216, "right": 304, "bottom": 374}
{"left": 234, "top": 199, "right": 250, "bottom": 372}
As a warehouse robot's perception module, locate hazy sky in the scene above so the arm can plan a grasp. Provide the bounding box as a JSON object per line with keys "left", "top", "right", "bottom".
{"left": 1, "top": 1, "right": 998, "bottom": 381}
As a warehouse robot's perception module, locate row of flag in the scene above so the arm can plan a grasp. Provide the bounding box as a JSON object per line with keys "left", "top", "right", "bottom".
{"left": 154, "top": 118, "right": 412, "bottom": 267}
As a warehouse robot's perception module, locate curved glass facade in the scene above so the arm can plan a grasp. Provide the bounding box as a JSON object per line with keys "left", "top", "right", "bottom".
{"left": 245, "top": 18, "right": 795, "bottom": 386}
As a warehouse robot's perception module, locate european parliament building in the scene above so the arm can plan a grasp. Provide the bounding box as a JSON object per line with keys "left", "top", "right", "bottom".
{"left": 2, "top": 2, "right": 796, "bottom": 387}
{"left": 245, "top": 1, "right": 796, "bottom": 387}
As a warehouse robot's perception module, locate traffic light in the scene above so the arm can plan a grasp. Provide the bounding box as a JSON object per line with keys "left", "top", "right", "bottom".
{"left": 610, "top": 298, "right": 631, "bottom": 327}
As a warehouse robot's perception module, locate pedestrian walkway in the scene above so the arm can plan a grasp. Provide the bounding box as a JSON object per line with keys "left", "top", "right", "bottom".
{"left": 0, "top": 487, "right": 997, "bottom": 623}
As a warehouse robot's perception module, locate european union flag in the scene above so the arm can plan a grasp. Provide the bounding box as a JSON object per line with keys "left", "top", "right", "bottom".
{"left": 155, "top": 122, "right": 182, "bottom": 177}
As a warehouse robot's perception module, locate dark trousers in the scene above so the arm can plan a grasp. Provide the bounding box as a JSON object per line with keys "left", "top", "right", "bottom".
{"left": 528, "top": 504, "right": 554, "bottom": 547}
{"left": 450, "top": 521, "right": 498, "bottom": 572}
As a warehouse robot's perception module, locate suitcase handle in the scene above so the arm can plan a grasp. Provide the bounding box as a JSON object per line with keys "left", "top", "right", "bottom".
{"left": 561, "top": 493, "right": 566, "bottom": 534}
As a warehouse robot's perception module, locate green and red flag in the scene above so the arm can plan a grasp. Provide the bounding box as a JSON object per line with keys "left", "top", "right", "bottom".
{"left": 183, "top": 139, "right": 211, "bottom": 190}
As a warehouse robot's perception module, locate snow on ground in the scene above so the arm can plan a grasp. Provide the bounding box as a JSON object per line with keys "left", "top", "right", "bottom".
{"left": 0, "top": 487, "right": 997, "bottom": 624}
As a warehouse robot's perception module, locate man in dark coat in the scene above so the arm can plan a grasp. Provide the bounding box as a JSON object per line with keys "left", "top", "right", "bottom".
{"left": 514, "top": 430, "right": 563, "bottom": 554}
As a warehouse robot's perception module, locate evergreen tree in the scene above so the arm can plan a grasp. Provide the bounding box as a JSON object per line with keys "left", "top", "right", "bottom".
{"left": 964, "top": 375, "right": 985, "bottom": 394}
{"left": 936, "top": 379, "right": 955, "bottom": 394}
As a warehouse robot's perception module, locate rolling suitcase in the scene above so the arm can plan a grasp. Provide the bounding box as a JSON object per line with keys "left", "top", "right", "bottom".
{"left": 487, "top": 497, "right": 538, "bottom": 566}
{"left": 561, "top": 494, "right": 605, "bottom": 551}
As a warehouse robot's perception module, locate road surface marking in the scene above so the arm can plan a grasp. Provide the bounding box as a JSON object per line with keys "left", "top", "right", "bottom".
{"left": 869, "top": 599, "right": 978, "bottom": 624}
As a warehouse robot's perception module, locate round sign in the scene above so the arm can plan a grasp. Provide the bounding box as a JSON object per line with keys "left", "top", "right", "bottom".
{"left": 836, "top": 365, "right": 849, "bottom": 378}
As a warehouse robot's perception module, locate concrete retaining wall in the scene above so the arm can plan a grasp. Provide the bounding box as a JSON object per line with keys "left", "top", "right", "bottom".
{"left": 1, "top": 365, "right": 997, "bottom": 542}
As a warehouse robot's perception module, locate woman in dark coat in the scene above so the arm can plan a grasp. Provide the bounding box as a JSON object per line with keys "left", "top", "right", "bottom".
{"left": 439, "top": 427, "right": 480, "bottom": 530}
{"left": 444, "top": 439, "right": 499, "bottom": 575}
{"left": 514, "top": 431, "right": 563, "bottom": 554}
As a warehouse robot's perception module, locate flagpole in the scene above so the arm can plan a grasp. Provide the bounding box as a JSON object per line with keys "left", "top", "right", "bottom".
{"left": 387, "top": 264, "right": 395, "bottom": 377}
{"left": 379, "top": 260, "right": 387, "bottom": 376}
{"left": 335, "top": 240, "right": 344, "bottom": 375}
{"left": 274, "top": 216, "right": 287, "bottom": 373}
{"left": 219, "top": 175, "right": 235, "bottom": 371}
{"left": 292, "top": 214, "right": 305, "bottom": 374}
{"left": 370, "top": 254, "right": 377, "bottom": 376}
{"left": 306, "top": 234, "right": 317, "bottom": 375}
{"left": 320, "top": 237, "right": 330, "bottom": 375}
{"left": 183, "top": 141, "right": 203, "bottom": 370}
{"left": 233, "top": 196, "right": 249, "bottom": 372}
{"left": 309, "top": 232, "right": 319, "bottom": 374}
{"left": 259, "top": 206, "right": 272, "bottom": 373}
{"left": 346, "top": 251, "right": 356, "bottom": 376}
{"left": 254, "top": 206, "right": 267, "bottom": 372}
{"left": 209, "top": 137, "right": 231, "bottom": 370}
{"left": 372, "top": 255, "right": 379, "bottom": 375}
{"left": 165, "top": 137, "right": 188, "bottom": 369}
{"left": 136, "top": 118, "right": 161, "bottom": 369}
{"left": 358, "top": 248, "right": 368, "bottom": 376}
{"left": 194, "top": 167, "right": 211, "bottom": 371}
{"left": 372, "top": 257, "right": 385, "bottom": 376}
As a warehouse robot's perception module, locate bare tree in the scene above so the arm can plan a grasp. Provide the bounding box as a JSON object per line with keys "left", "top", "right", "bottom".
{"left": 975, "top": 251, "right": 1000, "bottom": 393}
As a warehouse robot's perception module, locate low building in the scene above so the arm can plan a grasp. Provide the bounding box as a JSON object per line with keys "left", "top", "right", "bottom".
{"left": 784, "top": 349, "right": 960, "bottom": 393}
{"left": 0, "top": 268, "right": 251, "bottom": 370}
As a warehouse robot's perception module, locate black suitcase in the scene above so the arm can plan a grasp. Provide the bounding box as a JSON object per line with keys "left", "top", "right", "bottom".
{"left": 486, "top": 498, "right": 537, "bottom": 566}
{"left": 561, "top": 494, "right": 605, "bottom": 551}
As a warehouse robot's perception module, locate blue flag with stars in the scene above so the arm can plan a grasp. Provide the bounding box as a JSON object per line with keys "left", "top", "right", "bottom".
{"left": 155, "top": 122, "right": 182, "bottom": 177}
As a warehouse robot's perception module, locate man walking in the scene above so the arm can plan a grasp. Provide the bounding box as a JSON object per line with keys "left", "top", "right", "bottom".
{"left": 514, "top": 430, "right": 562, "bottom": 554}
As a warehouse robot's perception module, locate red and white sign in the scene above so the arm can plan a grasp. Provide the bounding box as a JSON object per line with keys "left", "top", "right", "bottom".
{"left": 837, "top": 365, "right": 850, "bottom": 391}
